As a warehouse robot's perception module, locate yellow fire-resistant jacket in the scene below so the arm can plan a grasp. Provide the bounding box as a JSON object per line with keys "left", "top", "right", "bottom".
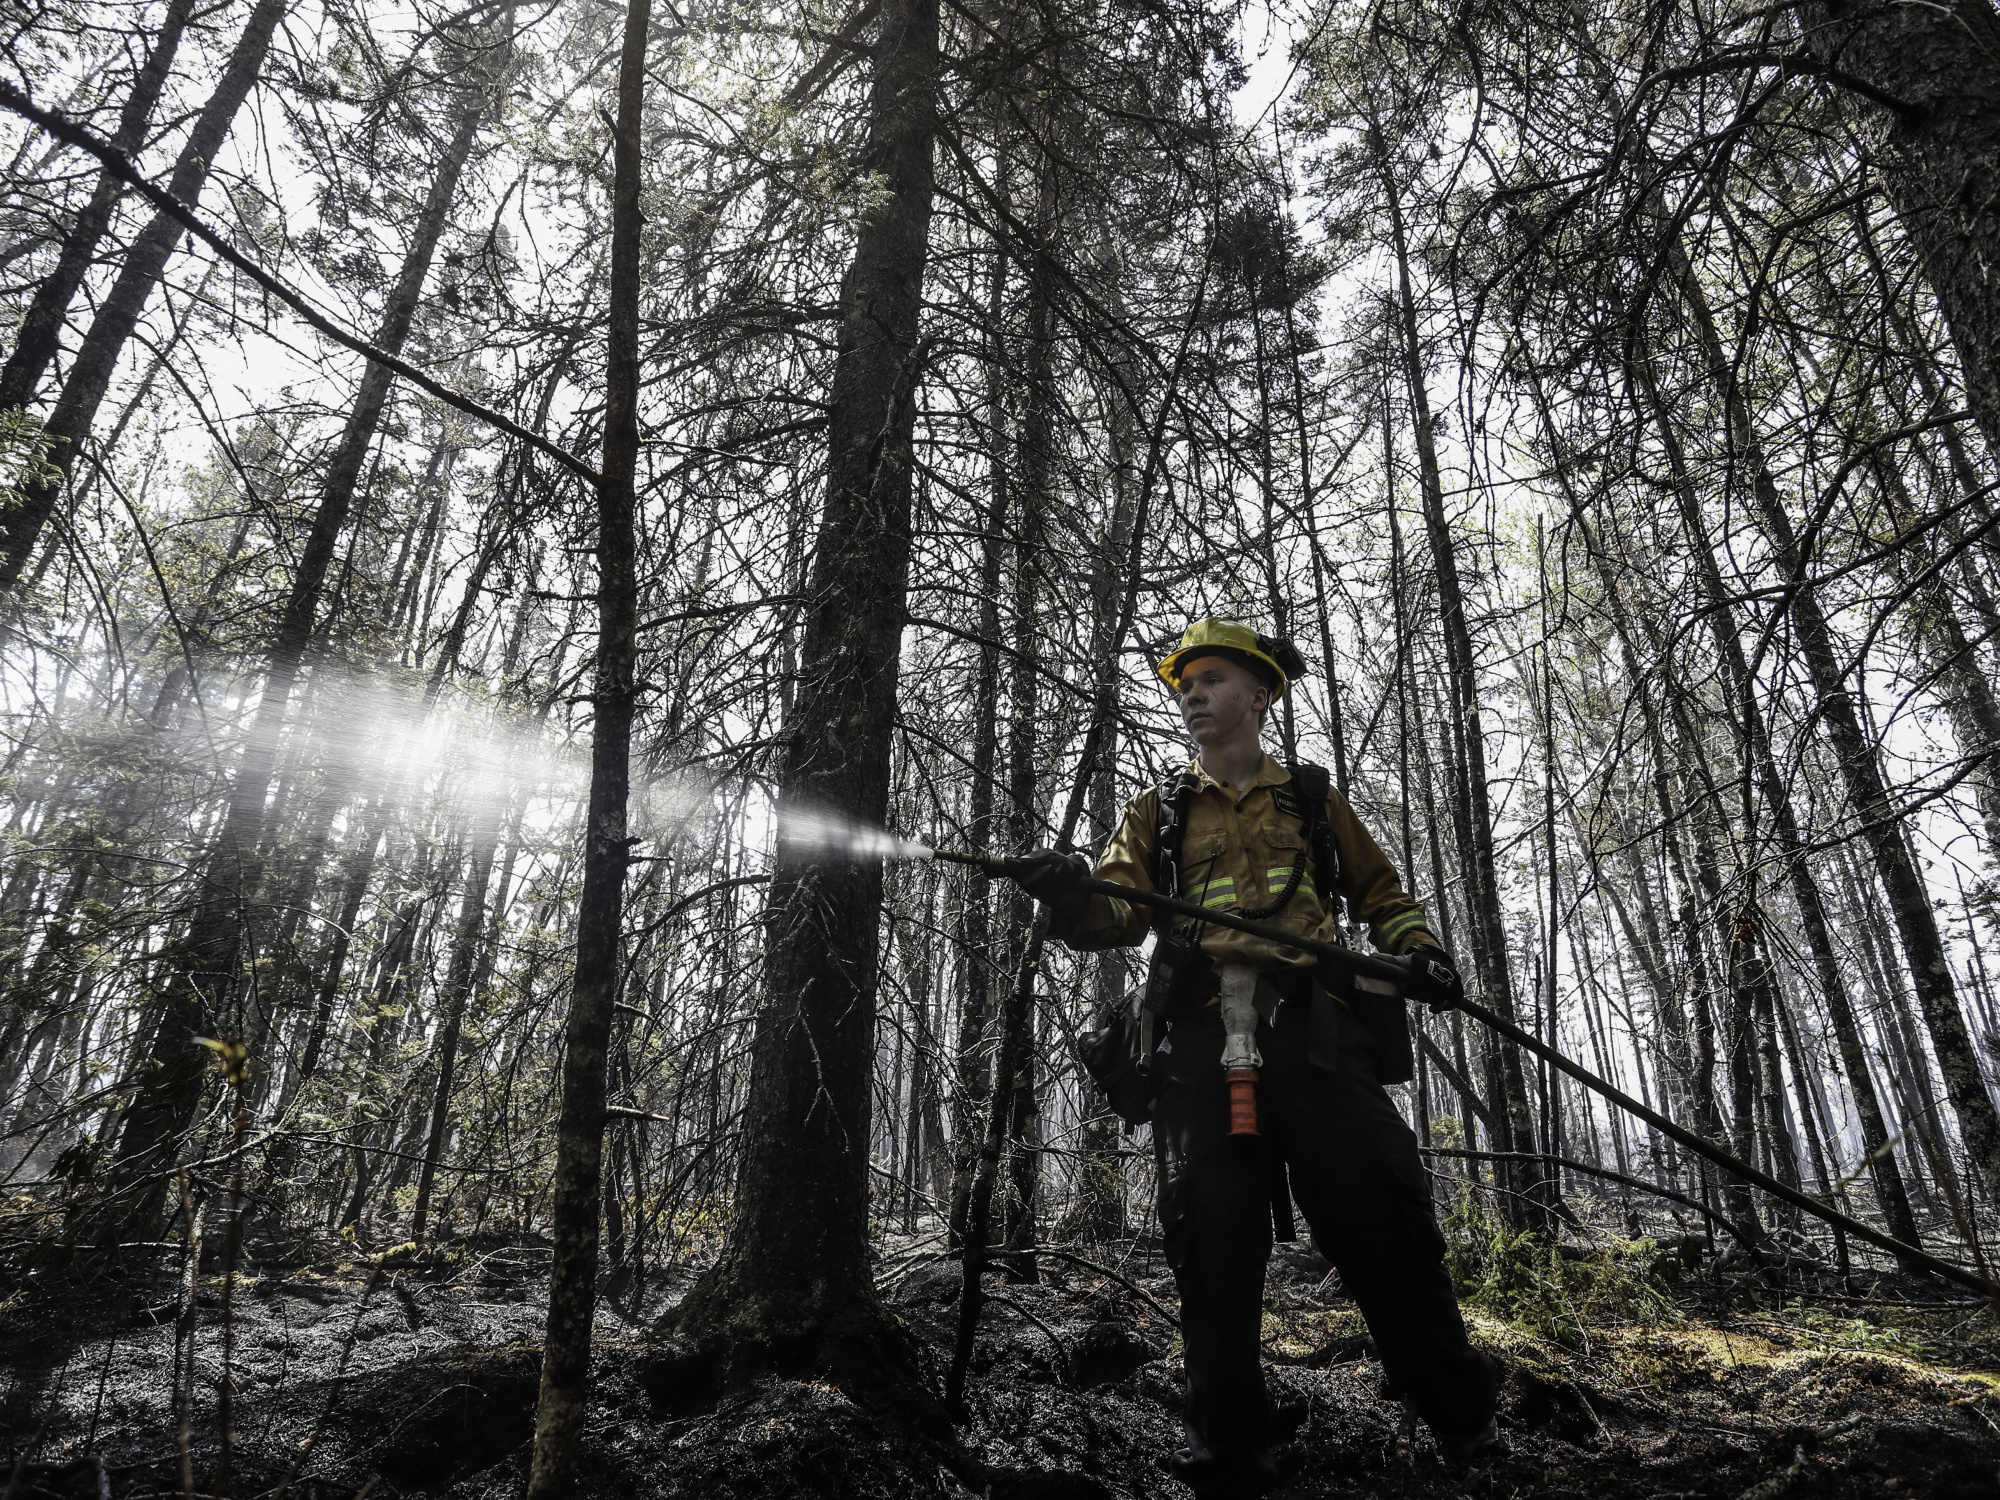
{"left": 1050, "top": 752, "right": 1437, "bottom": 970}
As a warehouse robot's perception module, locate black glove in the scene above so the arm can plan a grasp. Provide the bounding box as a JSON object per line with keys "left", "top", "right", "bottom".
{"left": 1012, "top": 846, "right": 1090, "bottom": 904}
{"left": 1406, "top": 946, "right": 1466, "bottom": 1014}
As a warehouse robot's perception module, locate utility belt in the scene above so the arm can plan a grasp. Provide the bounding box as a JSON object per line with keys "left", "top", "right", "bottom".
{"left": 1077, "top": 923, "right": 1414, "bottom": 1130}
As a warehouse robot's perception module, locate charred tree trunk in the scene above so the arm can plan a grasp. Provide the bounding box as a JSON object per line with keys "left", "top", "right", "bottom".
{"left": 947, "top": 229, "right": 1012, "bottom": 1250}
{"left": 998, "top": 168, "right": 1057, "bottom": 1282}
{"left": 1061, "top": 325, "right": 1136, "bottom": 1245}
{"left": 1377, "top": 136, "right": 1549, "bottom": 1228}
{"left": 520, "top": 2, "right": 644, "bottom": 1496}
{"left": 666, "top": 0, "right": 937, "bottom": 1381}
{"left": 522, "top": 0, "right": 645, "bottom": 1489}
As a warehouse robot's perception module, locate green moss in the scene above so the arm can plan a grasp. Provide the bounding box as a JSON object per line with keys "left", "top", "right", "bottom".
{"left": 1442, "top": 1196, "right": 1680, "bottom": 1350}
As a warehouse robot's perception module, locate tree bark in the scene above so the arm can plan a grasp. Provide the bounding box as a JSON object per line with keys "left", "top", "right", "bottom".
{"left": 998, "top": 167, "right": 1056, "bottom": 1282}
{"left": 947, "top": 230, "right": 1012, "bottom": 1250}
{"left": 1062, "top": 307, "right": 1137, "bottom": 1245}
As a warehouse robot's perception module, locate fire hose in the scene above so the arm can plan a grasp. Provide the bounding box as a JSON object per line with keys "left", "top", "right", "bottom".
{"left": 931, "top": 847, "right": 1993, "bottom": 1299}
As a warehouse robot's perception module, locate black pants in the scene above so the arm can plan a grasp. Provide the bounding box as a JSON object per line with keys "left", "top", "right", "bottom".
{"left": 1154, "top": 990, "right": 1495, "bottom": 1492}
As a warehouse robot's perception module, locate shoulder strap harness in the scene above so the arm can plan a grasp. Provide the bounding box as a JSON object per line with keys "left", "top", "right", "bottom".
{"left": 1288, "top": 762, "right": 1341, "bottom": 897}
{"left": 1151, "top": 761, "right": 1341, "bottom": 916}
{"left": 1152, "top": 769, "right": 1201, "bottom": 901}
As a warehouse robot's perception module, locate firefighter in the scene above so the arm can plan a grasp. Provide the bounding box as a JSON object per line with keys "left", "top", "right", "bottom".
{"left": 1013, "top": 618, "right": 1502, "bottom": 1498}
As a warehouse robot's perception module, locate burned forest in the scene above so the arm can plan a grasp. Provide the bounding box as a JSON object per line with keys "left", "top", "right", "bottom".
{"left": 1, "top": 0, "right": 1999, "bottom": 1496}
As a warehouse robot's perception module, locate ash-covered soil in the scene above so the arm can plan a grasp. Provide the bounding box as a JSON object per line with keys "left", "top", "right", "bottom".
{"left": 2, "top": 1232, "right": 1995, "bottom": 1499}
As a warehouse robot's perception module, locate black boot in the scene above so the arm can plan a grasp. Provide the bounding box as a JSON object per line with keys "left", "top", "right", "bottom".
{"left": 1434, "top": 1416, "right": 1507, "bottom": 1471}
{"left": 1170, "top": 1446, "right": 1280, "bottom": 1499}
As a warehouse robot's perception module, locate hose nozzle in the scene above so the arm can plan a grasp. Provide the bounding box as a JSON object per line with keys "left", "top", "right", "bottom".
{"left": 1219, "top": 964, "right": 1263, "bottom": 1137}
{"left": 930, "top": 846, "right": 1027, "bottom": 877}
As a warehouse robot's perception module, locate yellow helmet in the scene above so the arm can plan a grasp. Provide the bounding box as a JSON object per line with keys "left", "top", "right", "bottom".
{"left": 1157, "top": 618, "right": 1306, "bottom": 700}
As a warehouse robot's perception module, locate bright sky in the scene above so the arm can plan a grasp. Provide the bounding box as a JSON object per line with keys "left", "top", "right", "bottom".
{"left": 1233, "top": 0, "right": 1303, "bottom": 132}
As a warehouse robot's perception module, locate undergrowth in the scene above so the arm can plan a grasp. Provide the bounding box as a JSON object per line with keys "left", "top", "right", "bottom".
{"left": 1442, "top": 1188, "right": 1679, "bottom": 1350}
{"left": 1431, "top": 1182, "right": 2000, "bottom": 1408}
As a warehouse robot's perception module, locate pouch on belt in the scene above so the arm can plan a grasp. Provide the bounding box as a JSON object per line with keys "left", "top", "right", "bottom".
{"left": 1311, "top": 958, "right": 1415, "bottom": 1084}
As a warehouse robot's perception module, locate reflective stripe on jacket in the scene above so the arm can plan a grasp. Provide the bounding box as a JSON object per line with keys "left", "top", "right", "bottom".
{"left": 1051, "top": 751, "right": 1436, "bottom": 969}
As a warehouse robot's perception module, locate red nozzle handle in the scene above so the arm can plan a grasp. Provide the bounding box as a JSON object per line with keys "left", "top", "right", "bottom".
{"left": 1226, "top": 1068, "right": 1259, "bottom": 1136}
